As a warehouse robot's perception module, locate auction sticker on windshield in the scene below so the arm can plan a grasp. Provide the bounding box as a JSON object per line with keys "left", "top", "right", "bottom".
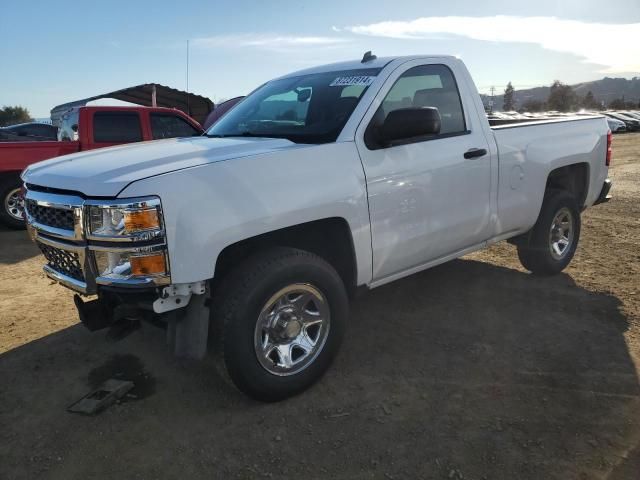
{"left": 330, "top": 76, "right": 376, "bottom": 87}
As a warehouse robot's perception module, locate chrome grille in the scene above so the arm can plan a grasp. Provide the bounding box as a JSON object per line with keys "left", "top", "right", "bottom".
{"left": 37, "top": 242, "right": 85, "bottom": 282}
{"left": 25, "top": 200, "right": 75, "bottom": 231}
{"left": 24, "top": 188, "right": 169, "bottom": 295}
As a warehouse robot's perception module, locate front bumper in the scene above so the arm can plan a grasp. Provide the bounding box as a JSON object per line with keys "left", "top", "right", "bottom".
{"left": 593, "top": 178, "right": 613, "bottom": 205}
{"left": 24, "top": 187, "right": 170, "bottom": 295}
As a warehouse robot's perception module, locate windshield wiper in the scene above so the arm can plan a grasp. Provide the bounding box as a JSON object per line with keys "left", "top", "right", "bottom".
{"left": 206, "top": 131, "right": 274, "bottom": 139}
{"left": 205, "top": 131, "right": 316, "bottom": 143}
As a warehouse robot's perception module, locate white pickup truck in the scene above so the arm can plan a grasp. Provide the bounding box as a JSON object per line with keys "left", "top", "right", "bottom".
{"left": 22, "top": 54, "right": 612, "bottom": 401}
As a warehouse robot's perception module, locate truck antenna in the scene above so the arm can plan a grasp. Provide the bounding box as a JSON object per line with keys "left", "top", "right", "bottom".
{"left": 361, "top": 51, "right": 376, "bottom": 63}
{"left": 186, "top": 39, "right": 190, "bottom": 116}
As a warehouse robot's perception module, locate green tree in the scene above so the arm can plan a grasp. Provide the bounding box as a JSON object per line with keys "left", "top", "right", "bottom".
{"left": 608, "top": 97, "right": 627, "bottom": 109}
{"left": 581, "top": 91, "right": 599, "bottom": 110}
{"left": 0, "top": 105, "right": 32, "bottom": 126}
{"left": 503, "top": 82, "right": 515, "bottom": 111}
{"left": 547, "top": 81, "right": 577, "bottom": 112}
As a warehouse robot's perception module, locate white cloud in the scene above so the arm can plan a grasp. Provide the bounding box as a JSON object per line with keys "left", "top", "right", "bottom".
{"left": 192, "top": 34, "right": 349, "bottom": 50}
{"left": 344, "top": 16, "right": 640, "bottom": 74}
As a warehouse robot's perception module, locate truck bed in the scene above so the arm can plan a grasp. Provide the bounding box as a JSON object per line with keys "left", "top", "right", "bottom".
{"left": 0, "top": 141, "right": 80, "bottom": 173}
{"left": 491, "top": 115, "right": 608, "bottom": 238}
{"left": 489, "top": 114, "right": 603, "bottom": 128}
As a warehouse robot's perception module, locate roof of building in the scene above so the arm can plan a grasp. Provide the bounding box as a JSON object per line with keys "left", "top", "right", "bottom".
{"left": 50, "top": 83, "right": 214, "bottom": 126}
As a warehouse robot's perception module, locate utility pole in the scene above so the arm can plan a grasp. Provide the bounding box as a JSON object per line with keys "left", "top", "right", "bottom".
{"left": 489, "top": 86, "right": 496, "bottom": 114}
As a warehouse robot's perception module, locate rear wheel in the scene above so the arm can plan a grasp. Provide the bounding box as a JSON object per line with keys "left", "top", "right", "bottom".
{"left": 517, "top": 190, "right": 580, "bottom": 275}
{"left": 0, "top": 178, "right": 25, "bottom": 229}
{"left": 212, "top": 247, "right": 348, "bottom": 401}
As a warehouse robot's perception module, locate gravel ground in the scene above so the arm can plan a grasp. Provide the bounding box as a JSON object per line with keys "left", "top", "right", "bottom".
{"left": 1, "top": 133, "right": 639, "bottom": 480}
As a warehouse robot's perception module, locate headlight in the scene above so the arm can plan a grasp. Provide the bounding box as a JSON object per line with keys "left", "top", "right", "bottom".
{"left": 94, "top": 249, "right": 169, "bottom": 279}
{"left": 86, "top": 196, "right": 170, "bottom": 287}
{"left": 86, "top": 197, "right": 163, "bottom": 240}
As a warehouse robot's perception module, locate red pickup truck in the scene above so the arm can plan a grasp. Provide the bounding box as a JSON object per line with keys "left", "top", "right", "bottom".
{"left": 0, "top": 106, "right": 203, "bottom": 228}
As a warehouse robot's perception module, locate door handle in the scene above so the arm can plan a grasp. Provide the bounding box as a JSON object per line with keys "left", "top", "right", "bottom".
{"left": 464, "top": 148, "right": 487, "bottom": 159}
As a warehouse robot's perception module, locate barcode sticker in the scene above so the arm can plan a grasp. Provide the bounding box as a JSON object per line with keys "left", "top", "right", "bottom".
{"left": 329, "top": 76, "right": 376, "bottom": 87}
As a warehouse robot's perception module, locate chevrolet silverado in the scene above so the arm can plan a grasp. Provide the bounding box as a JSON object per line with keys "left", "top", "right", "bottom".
{"left": 21, "top": 54, "right": 612, "bottom": 401}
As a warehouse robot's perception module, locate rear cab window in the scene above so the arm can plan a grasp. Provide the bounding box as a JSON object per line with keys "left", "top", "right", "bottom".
{"left": 150, "top": 113, "right": 201, "bottom": 139}
{"left": 93, "top": 112, "right": 143, "bottom": 143}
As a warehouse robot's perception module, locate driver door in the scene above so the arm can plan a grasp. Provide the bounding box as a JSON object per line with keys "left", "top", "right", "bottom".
{"left": 356, "top": 60, "right": 492, "bottom": 281}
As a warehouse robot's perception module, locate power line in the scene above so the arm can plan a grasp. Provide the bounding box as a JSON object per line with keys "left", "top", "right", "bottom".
{"left": 488, "top": 86, "right": 495, "bottom": 113}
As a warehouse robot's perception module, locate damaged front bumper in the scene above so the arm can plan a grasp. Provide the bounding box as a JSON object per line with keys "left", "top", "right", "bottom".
{"left": 24, "top": 187, "right": 171, "bottom": 295}
{"left": 24, "top": 187, "right": 207, "bottom": 332}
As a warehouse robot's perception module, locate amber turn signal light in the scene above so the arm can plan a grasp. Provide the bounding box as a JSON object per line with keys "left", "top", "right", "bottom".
{"left": 124, "top": 209, "right": 160, "bottom": 232}
{"left": 130, "top": 253, "right": 166, "bottom": 276}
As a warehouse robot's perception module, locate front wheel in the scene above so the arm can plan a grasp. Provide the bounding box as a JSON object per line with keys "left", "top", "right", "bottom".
{"left": 0, "top": 178, "right": 25, "bottom": 229}
{"left": 517, "top": 190, "right": 581, "bottom": 275}
{"left": 212, "top": 247, "right": 348, "bottom": 401}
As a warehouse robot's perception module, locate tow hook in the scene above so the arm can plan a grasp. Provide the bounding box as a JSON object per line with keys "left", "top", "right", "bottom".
{"left": 74, "top": 295, "right": 112, "bottom": 331}
{"left": 153, "top": 281, "right": 207, "bottom": 313}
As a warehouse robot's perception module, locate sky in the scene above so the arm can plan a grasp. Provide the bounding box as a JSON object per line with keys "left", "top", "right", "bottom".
{"left": 1, "top": 0, "right": 639, "bottom": 117}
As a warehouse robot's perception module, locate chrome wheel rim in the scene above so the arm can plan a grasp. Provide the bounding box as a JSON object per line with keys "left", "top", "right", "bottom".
{"left": 4, "top": 187, "right": 24, "bottom": 221}
{"left": 254, "top": 283, "right": 330, "bottom": 376}
{"left": 549, "top": 207, "right": 574, "bottom": 260}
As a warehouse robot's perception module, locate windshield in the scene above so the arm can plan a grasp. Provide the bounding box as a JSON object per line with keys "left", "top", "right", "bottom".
{"left": 207, "top": 68, "right": 381, "bottom": 144}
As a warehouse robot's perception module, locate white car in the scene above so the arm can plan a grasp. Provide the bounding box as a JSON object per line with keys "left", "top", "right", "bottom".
{"left": 606, "top": 117, "right": 627, "bottom": 133}
{"left": 22, "top": 54, "right": 613, "bottom": 400}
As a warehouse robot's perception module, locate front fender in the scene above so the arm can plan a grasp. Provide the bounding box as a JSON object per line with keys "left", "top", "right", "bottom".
{"left": 119, "top": 142, "right": 373, "bottom": 286}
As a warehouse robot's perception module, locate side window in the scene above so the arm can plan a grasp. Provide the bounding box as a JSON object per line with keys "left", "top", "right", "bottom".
{"left": 93, "top": 112, "right": 143, "bottom": 143}
{"left": 340, "top": 85, "right": 366, "bottom": 98}
{"left": 150, "top": 114, "right": 201, "bottom": 139}
{"left": 377, "top": 64, "right": 466, "bottom": 137}
{"left": 259, "top": 89, "right": 312, "bottom": 124}
{"left": 13, "top": 126, "right": 28, "bottom": 136}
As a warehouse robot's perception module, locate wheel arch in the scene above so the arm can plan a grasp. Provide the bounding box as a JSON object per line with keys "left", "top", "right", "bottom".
{"left": 213, "top": 217, "right": 360, "bottom": 297}
{"left": 545, "top": 162, "right": 590, "bottom": 208}
{"left": 508, "top": 162, "right": 589, "bottom": 247}
{"left": 0, "top": 170, "right": 23, "bottom": 184}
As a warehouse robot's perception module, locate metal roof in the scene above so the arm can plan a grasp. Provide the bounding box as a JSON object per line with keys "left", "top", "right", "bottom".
{"left": 50, "top": 83, "right": 214, "bottom": 126}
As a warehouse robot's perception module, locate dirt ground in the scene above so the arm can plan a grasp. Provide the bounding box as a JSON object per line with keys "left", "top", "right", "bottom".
{"left": 1, "top": 134, "right": 639, "bottom": 480}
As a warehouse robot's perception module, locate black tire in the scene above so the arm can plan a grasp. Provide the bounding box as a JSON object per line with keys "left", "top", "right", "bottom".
{"left": 0, "top": 177, "right": 26, "bottom": 229}
{"left": 211, "top": 247, "right": 348, "bottom": 402}
{"left": 517, "top": 189, "right": 581, "bottom": 275}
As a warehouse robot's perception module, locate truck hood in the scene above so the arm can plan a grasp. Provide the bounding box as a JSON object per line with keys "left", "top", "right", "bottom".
{"left": 23, "top": 136, "right": 303, "bottom": 197}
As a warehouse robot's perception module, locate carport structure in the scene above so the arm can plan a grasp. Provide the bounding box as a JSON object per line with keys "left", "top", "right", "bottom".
{"left": 50, "top": 83, "right": 214, "bottom": 126}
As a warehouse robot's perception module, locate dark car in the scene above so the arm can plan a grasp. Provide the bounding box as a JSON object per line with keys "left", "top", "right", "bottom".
{"left": 603, "top": 112, "right": 640, "bottom": 131}
{"left": 202, "top": 96, "right": 245, "bottom": 130}
{"left": 0, "top": 122, "right": 58, "bottom": 142}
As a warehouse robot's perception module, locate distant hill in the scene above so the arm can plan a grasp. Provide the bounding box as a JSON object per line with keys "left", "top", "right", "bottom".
{"left": 481, "top": 77, "right": 640, "bottom": 111}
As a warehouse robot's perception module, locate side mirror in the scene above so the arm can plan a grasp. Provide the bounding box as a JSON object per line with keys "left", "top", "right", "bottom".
{"left": 379, "top": 107, "right": 441, "bottom": 145}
